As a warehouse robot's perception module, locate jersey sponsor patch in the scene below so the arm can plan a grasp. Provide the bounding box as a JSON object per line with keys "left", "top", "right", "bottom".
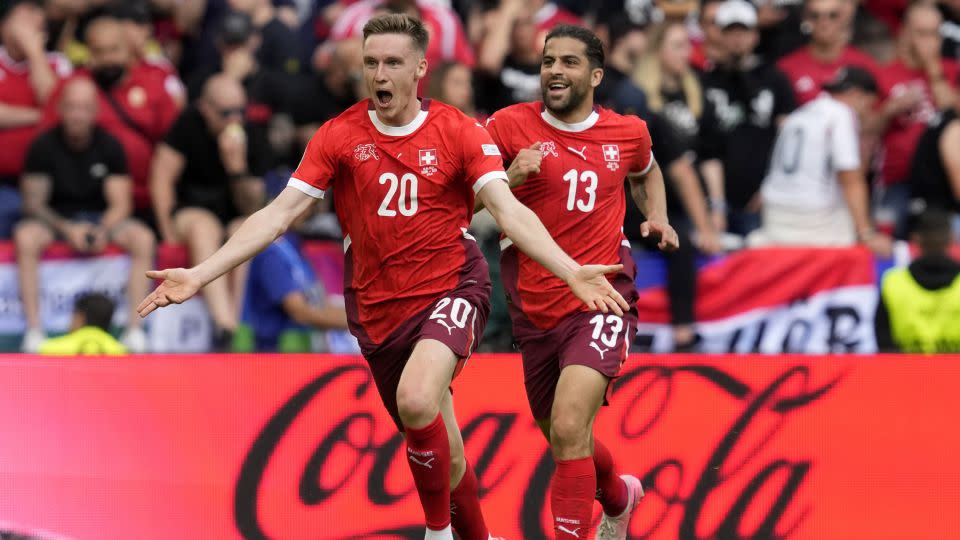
{"left": 482, "top": 144, "right": 501, "bottom": 156}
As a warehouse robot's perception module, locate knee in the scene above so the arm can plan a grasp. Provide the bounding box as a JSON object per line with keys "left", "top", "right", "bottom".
{"left": 549, "top": 413, "right": 591, "bottom": 458}
{"left": 180, "top": 210, "right": 224, "bottom": 243}
{"left": 396, "top": 385, "right": 441, "bottom": 429}
{"left": 123, "top": 224, "right": 156, "bottom": 256}
{"left": 13, "top": 222, "right": 49, "bottom": 256}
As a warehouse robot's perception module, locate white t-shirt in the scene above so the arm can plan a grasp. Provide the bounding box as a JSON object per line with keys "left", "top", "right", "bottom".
{"left": 761, "top": 94, "right": 861, "bottom": 211}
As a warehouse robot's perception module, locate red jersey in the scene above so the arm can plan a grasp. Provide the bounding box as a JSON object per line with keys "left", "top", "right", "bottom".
{"left": 485, "top": 103, "right": 652, "bottom": 329}
{"left": 877, "top": 59, "right": 959, "bottom": 185}
{"left": 41, "top": 62, "right": 180, "bottom": 208}
{"left": 290, "top": 99, "right": 507, "bottom": 346}
{"left": 777, "top": 46, "right": 879, "bottom": 105}
{"left": 0, "top": 47, "right": 72, "bottom": 179}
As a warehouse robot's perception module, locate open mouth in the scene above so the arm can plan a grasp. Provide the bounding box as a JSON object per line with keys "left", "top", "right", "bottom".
{"left": 375, "top": 90, "right": 394, "bottom": 107}
{"left": 547, "top": 81, "right": 570, "bottom": 98}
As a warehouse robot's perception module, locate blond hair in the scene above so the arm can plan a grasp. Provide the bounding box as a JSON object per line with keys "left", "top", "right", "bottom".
{"left": 633, "top": 22, "right": 703, "bottom": 119}
{"left": 362, "top": 13, "right": 429, "bottom": 54}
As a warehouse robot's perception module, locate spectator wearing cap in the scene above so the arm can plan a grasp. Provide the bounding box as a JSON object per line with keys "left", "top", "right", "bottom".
{"left": 107, "top": 0, "right": 186, "bottom": 108}
{"left": 38, "top": 293, "right": 127, "bottom": 355}
{"left": 41, "top": 15, "right": 181, "bottom": 222}
{"left": 877, "top": 210, "right": 960, "bottom": 353}
{"left": 875, "top": 2, "right": 958, "bottom": 238}
{"left": 226, "top": 0, "right": 303, "bottom": 75}
{"left": 595, "top": 17, "right": 649, "bottom": 107}
{"left": 778, "top": 0, "right": 880, "bottom": 105}
{"left": 0, "top": 0, "right": 72, "bottom": 238}
{"left": 749, "top": 67, "right": 891, "bottom": 255}
{"left": 17, "top": 78, "right": 154, "bottom": 353}
{"left": 700, "top": 0, "right": 796, "bottom": 238}
{"left": 186, "top": 11, "right": 292, "bottom": 172}
{"left": 150, "top": 74, "right": 267, "bottom": 350}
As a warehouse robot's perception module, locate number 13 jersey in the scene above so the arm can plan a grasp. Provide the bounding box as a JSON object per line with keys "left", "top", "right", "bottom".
{"left": 289, "top": 99, "right": 507, "bottom": 348}
{"left": 486, "top": 103, "right": 653, "bottom": 330}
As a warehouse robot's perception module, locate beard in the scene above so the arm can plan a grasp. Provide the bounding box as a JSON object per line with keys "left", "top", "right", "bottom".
{"left": 541, "top": 80, "right": 590, "bottom": 116}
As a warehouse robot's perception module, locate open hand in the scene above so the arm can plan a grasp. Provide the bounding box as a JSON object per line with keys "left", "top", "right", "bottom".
{"left": 136, "top": 267, "right": 203, "bottom": 318}
{"left": 567, "top": 264, "right": 630, "bottom": 316}
{"left": 641, "top": 220, "right": 680, "bottom": 251}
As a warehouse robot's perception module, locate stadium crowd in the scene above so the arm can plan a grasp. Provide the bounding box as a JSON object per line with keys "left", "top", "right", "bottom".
{"left": 1, "top": 0, "right": 959, "bottom": 353}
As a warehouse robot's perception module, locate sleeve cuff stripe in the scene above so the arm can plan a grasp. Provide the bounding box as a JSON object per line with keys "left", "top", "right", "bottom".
{"left": 287, "top": 177, "right": 326, "bottom": 199}
{"left": 473, "top": 170, "right": 509, "bottom": 194}
{"left": 636, "top": 153, "right": 655, "bottom": 176}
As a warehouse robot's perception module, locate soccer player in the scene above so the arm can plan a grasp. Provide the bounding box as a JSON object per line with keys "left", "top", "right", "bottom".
{"left": 136, "top": 14, "right": 629, "bottom": 540}
{"left": 484, "top": 25, "right": 680, "bottom": 540}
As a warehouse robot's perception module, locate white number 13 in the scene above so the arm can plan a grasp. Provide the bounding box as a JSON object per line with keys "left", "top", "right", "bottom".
{"left": 563, "top": 169, "right": 597, "bottom": 212}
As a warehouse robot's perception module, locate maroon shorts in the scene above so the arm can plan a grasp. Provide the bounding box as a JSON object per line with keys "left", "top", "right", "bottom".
{"left": 364, "top": 254, "right": 491, "bottom": 431}
{"left": 502, "top": 244, "right": 639, "bottom": 421}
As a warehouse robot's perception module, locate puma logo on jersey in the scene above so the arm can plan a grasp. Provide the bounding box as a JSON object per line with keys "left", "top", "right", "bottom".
{"left": 437, "top": 319, "right": 457, "bottom": 335}
{"left": 557, "top": 525, "right": 581, "bottom": 537}
{"left": 408, "top": 455, "right": 436, "bottom": 468}
{"left": 590, "top": 341, "right": 610, "bottom": 359}
{"left": 568, "top": 146, "right": 588, "bottom": 160}
{"left": 353, "top": 143, "right": 380, "bottom": 162}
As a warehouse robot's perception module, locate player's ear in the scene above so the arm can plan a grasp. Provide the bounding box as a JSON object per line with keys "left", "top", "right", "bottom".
{"left": 591, "top": 67, "right": 604, "bottom": 89}
{"left": 415, "top": 55, "right": 428, "bottom": 81}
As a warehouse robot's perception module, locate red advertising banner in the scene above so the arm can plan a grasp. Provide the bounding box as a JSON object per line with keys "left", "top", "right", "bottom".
{"left": 0, "top": 354, "right": 958, "bottom": 540}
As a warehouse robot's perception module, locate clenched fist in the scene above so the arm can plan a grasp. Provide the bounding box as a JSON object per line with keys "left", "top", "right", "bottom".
{"left": 507, "top": 142, "right": 543, "bottom": 188}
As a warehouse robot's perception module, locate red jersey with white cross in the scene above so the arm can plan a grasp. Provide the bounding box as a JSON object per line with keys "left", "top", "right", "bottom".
{"left": 290, "top": 99, "right": 507, "bottom": 347}
{"left": 486, "top": 103, "right": 652, "bottom": 330}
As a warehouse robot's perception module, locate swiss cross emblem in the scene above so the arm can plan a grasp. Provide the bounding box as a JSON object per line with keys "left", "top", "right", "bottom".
{"left": 419, "top": 148, "right": 438, "bottom": 176}
{"left": 602, "top": 144, "right": 620, "bottom": 171}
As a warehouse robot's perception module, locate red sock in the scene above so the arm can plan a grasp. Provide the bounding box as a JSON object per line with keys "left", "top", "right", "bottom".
{"left": 593, "top": 439, "right": 629, "bottom": 517}
{"left": 405, "top": 413, "right": 451, "bottom": 531}
{"left": 450, "top": 461, "right": 489, "bottom": 540}
{"left": 551, "top": 457, "right": 596, "bottom": 540}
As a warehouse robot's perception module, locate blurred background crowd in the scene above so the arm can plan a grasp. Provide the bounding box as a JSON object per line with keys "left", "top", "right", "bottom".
{"left": 1, "top": 0, "right": 958, "bottom": 355}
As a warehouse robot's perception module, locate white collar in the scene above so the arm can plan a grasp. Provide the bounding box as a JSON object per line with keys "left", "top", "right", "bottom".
{"left": 540, "top": 108, "right": 600, "bottom": 132}
{"left": 368, "top": 102, "right": 429, "bottom": 136}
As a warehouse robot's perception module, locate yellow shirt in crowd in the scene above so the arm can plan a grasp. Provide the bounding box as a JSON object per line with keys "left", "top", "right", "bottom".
{"left": 38, "top": 327, "right": 127, "bottom": 356}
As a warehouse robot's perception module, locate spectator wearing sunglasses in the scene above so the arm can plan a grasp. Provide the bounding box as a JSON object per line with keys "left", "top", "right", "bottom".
{"left": 149, "top": 74, "right": 267, "bottom": 350}
{"left": 778, "top": 0, "right": 880, "bottom": 105}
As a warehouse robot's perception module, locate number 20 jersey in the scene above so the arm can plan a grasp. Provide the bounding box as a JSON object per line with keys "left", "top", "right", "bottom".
{"left": 486, "top": 103, "right": 653, "bottom": 330}
{"left": 289, "top": 99, "right": 507, "bottom": 349}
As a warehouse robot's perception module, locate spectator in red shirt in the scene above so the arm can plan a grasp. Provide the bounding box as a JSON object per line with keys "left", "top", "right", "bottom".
{"left": 691, "top": 0, "right": 728, "bottom": 71}
{"left": 330, "top": 0, "right": 475, "bottom": 71}
{"left": 42, "top": 16, "right": 181, "bottom": 223}
{"left": 778, "top": 0, "right": 880, "bottom": 105}
{"left": 876, "top": 2, "right": 958, "bottom": 236}
{"left": 107, "top": 0, "right": 186, "bottom": 108}
{"left": 0, "top": 0, "right": 72, "bottom": 238}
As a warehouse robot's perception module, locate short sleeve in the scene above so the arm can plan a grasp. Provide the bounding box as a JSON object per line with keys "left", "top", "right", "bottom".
{"left": 459, "top": 118, "right": 508, "bottom": 194}
{"left": 23, "top": 134, "right": 52, "bottom": 176}
{"left": 629, "top": 118, "right": 655, "bottom": 175}
{"left": 163, "top": 109, "right": 192, "bottom": 155}
{"left": 289, "top": 120, "right": 338, "bottom": 198}
{"left": 831, "top": 105, "right": 861, "bottom": 172}
{"left": 102, "top": 133, "right": 129, "bottom": 175}
{"left": 482, "top": 110, "right": 514, "bottom": 161}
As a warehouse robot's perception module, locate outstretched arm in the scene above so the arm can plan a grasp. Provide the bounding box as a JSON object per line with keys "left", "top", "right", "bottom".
{"left": 137, "top": 187, "right": 315, "bottom": 317}
{"left": 628, "top": 160, "right": 679, "bottom": 251}
{"left": 477, "top": 179, "right": 630, "bottom": 315}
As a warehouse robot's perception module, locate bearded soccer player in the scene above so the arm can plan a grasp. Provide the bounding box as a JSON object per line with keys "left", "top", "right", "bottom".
{"left": 484, "top": 25, "right": 679, "bottom": 540}
{"left": 137, "top": 14, "right": 629, "bottom": 540}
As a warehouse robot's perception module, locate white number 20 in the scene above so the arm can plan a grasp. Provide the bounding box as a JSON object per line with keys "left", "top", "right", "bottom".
{"left": 430, "top": 297, "right": 473, "bottom": 328}
{"left": 378, "top": 172, "right": 418, "bottom": 217}
{"left": 563, "top": 169, "right": 598, "bottom": 212}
